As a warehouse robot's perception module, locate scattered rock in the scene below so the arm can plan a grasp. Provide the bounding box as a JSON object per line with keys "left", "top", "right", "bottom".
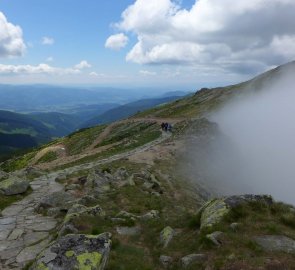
{"left": 78, "top": 195, "right": 98, "bottom": 206}
{"left": 229, "top": 222, "right": 239, "bottom": 231}
{"left": 86, "top": 169, "right": 111, "bottom": 193}
{"left": 206, "top": 231, "right": 223, "bottom": 246}
{"left": 114, "top": 167, "right": 129, "bottom": 181}
{"left": 254, "top": 235, "right": 295, "bottom": 254}
{"left": 159, "top": 255, "right": 173, "bottom": 269}
{"left": 127, "top": 174, "right": 135, "bottom": 186}
{"left": 0, "top": 177, "right": 29, "bottom": 195}
{"left": 65, "top": 184, "right": 80, "bottom": 191}
{"left": 160, "top": 226, "right": 175, "bottom": 248}
{"left": 25, "top": 167, "right": 44, "bottom": 178}
{"left": 67, "top": 204, "right": 88, "bottom": 215}
{"left": 30, "top": 233, "right": 111, "bottom": 270}
{"left": 180, "top": 254, "right": 207, "bottom": 268}
{"left": 55, "top": 174, "right": 67, "bottom": 183}
{"left": 116, "top": 226, "right": 141, "bottom": 236}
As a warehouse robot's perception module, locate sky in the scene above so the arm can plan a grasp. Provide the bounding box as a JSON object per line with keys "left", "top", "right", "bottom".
{"left": 0, "top": 0, "right": 295, "bottom": 89}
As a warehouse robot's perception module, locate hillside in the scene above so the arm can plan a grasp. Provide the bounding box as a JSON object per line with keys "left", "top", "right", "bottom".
{"left": 0, "top": 62, "right": 295, "bottom": 270}
{"left": 81, "top": 95, "right": 185, "bottom": 128}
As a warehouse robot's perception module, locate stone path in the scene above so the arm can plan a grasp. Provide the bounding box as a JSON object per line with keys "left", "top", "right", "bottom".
{"left": 0, "top": 131, "right": 171, "bottom": 269}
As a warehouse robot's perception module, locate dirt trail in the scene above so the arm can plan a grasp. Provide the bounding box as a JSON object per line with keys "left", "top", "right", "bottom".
{"left": 34, "top": 117, "right": 184, "bottom": 171}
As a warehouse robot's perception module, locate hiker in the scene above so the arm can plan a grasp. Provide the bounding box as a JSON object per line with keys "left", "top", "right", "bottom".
{"left": 161, "top": 122, "right": 165, "bottom": 131}
{"left": 164, "top": 122, "right": 168, "bottom": 132}
{"left": 167, "top": 123, "right": 172, "bottom": 132}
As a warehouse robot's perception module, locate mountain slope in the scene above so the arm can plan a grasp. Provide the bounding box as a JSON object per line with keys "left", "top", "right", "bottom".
{"left": 1, "top": 62, "right": 295, "bottom": 270}
{"left": 81, "top": 95, "right": 184, "bottom": 128}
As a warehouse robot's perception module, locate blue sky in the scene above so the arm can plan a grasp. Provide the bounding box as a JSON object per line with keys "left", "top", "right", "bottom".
{"left": 0, "top": 0, "right": 294, "bottom": 89}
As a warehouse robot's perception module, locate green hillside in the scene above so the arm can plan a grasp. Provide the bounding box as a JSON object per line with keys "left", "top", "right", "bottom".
{"left": 1, "top": 62, "right": 295, "bottom": 270}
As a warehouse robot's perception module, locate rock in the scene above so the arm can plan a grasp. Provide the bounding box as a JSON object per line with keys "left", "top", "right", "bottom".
{"left": 116, "top": 226, "right": 141, "bottom": 236}
{"left": 229, "top": 222, "right": 239, "bottom": 231}
{"left": 160, "top": 226, "right": 175, "bottom": 248}
{"left": 55, "top": 174, "right": 67, "bottom": 183}
{"left": 198, "top": 195, "right": 273, "bottom": 230}
{"left": 159, "top": 255, "right": 173, "bottom": 269}
{"left": 25, "top": 167, "right": 44, "bottom": 178}
{"left": 254, "top": 235, "right": 295, "bottom": 254}
{"left": 114, "top": 167, "right": 129, "bottom": 180}
{"left": 67, "top": 204, "right": 88, "bottom": 215}
{"left": 206, "top": 231, "right": 223, "bottom": 246}
{"left": 0, "top": 170, "right": 8, "bottom": 180}
{"left": 78, "top": 195, "right": 98, "bottom": 206}
{"left": 59, "top": 205, "right": 104, "bottom": 236}
{"left": 65, "top": 184, "right": 80, "bottom": 191}
{"left": 86, "top": 169, "right": 111, "bottom": 193}
{"left": 180, "top": 254, "right": 207, "bottom": 268}
{"left": 127, "top": 174, "right": 135, "bottom": 186}
{"left": 30, "top": 233, "right": 111, "bottom": 270}
{"left": 140, "top": 210, "right": 159, "bottom": 220}
{"left": 116, "top": 211, "right": 138, "bottom": 219}
{"left": 36, "top": 191, "right": 74, "bottom": 212}
{"left": 0, "top": 177, "right": 29, "bottom": 195}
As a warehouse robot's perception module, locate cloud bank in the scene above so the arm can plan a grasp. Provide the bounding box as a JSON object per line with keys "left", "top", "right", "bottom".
{"left": 107, "top": 0, "right": 295, "bottom": 75}
{"left": 0, "top": 12, "right": 26, "bottom": 58}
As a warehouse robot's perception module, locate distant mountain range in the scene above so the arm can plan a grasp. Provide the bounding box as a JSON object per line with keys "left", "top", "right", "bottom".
{"left": 0, "top": 91, "right": 189, "bottom": 159}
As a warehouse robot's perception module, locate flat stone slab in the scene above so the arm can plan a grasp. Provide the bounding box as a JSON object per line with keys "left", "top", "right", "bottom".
{"left": 255, "top": 235, "right": 295, "bottom": 254}
{"left": 8, "top": 229, "right": 24, "bottom": 240}
{"left": 23, "top": 231, "right": 49, "bottom": 246}
{"left": 0, "top": 229, "right": 11, "bottom": 241}
{"left": 0, "top": 217, "right": 16, "bottom": 225}
{"left": 31, "top": 220, "right": 57, "bottom": 232}
{"left": 16, "top": 239, "right": 50, "bottom": 264}
{"left": 2, "top": 204, "right": 24, "bottom": 216}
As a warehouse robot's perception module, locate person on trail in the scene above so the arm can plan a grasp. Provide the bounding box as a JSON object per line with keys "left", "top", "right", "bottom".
{"left": 161, "top": 122, "right": 165, "bottom": 131}
{"left": 164, "top": 122, "right": 168, "bottom": 132}
{"left": 167, "top": 123, "right": 172, "bottom": 132}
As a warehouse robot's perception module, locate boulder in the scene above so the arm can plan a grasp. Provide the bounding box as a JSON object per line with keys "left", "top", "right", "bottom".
{"left": 30, "top": 233, "right": 111, "bottom": 270}
{"left": 0, "top": 177, "right": 29, "bottom": 195}
{"left": 36, "top": 191, "right": 74, "bottom": 212}
{"left": 254, "top": 235, "right": 295, "bottom": 254}
{"left": 0, "top": 170, "right": 8, "bottom": 180}
{"left": 116, "top": 226, "right": 141, "bottom": 236}
{"left": 25, "top": 167, "right": 44, "bottom": 178}
{"left": 85, "top": 169, "right": 111, "bottom": 193}
{"left": 160, "top": 226, "right": 175, "bottom": 248}
{"left": 159, "top": 255, "right": 173, "bottom": 269}
{"left": 206, "top": 231, "right": 223, "bottom": 246}
{"left": 198, "top": 195, "right": 273, "bottom": 230}
{"left": 59, "top": 205, "right": 104, "bottom": 236}
{"left": 180, "top": 254, "right": 207, "bottom": 268}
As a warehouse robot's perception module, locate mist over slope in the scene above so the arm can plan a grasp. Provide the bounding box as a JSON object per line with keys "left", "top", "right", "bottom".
{"left": 184, "top": 61, "right": 295, "bottom": 204}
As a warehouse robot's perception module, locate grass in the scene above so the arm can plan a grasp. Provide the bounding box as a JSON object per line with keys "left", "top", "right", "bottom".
{"left": 63, "top": 125, "right": 106, "bottom": 155}
{"left": 0, "top": 187, "right": 32, "bottom": 212}
{"left": 0, "top": 151, "right": 36, "bottom": 172}
{"left": 36, "top": 150, "right": 58, "bottom": 164}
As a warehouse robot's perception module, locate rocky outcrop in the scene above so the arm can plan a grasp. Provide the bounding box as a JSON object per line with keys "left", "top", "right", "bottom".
{"left": 180, "top": 254, "right": 207, "bottom": 268}
{"left": 30, "top": 233, "right": 111, "bottom": 270}
{"left": 0, "top": 177, "right": 29, "bottom": 195}
{"left": 0, "top": 170, "right": 8, "bottom": 180}
{"left": 198, "top": 195, "right": 273, "bottom": 229}
{"left": 85, "top": 169, "right": 113, "bottom": 193}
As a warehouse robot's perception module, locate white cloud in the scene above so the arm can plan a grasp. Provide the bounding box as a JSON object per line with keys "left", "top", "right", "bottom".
{"left": 46, "top": 56, "right": 54, "bottom": 62}
{"left": 0, "top": 12, "right": 26, "bottom": 57}
{"left": 139, "top": 70, "right": 156, "bottom": 76}
{"left": 89, "top": 72, "right": 98, "bottom": 77}
{"left": 108, "top": 0, "right": 295, "bottom": 75}
{"left": 105, "top": 33, "right": 129, "bottom": 50}
{"left": 42, "top": 37, "right": 55, "bottom": 45}
{"left": 0, "top": 63, "right": 80, "bottom": 75}
{"left": 74, "top": 60, "right": 92, "bottom": 69}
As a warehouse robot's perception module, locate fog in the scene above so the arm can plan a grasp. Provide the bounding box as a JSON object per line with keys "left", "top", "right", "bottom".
{"left": 185, "top": 69, "right": 295, "bottom": 205}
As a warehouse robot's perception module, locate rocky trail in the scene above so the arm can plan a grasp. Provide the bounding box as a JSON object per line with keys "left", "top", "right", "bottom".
{"left": 0, "top": 130, "right": 172, "bottom": 269}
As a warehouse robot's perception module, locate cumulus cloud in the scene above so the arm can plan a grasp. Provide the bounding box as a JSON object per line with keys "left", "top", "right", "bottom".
{"left": 0, "top": 12, "right": 26, "bottom": 57}
{"left": 105, "top": 33, "right": 129, "bottom": 50}
{"left": 0, "top": 63, "right": 80, "bottom": 75}
{"left": 74, "top": 60, "right": 92, "bottom": 69}
{"left": 42, "top": 36, "right": 55, "bottom": 45}
{"left": 108, "top": 0, "right": 295, "bottom": 75}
